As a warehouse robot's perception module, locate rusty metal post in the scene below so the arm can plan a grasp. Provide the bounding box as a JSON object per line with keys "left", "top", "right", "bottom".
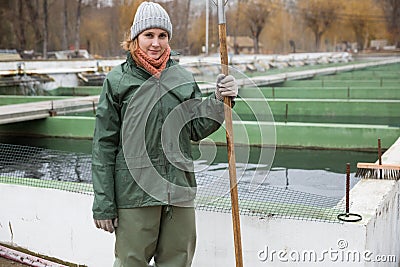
{"left": 345, "top": 163, "right": 350, "bottom": 214}
{"left": 378, "top": 138, "right": 382, "bottom": 179}
{"left": 337, "top": 163, "right": 362, "bottom": 222}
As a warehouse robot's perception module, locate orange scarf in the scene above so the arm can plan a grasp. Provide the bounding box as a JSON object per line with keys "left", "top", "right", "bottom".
{"left": 134, "top": 46, "right": 171, "bottom": 77}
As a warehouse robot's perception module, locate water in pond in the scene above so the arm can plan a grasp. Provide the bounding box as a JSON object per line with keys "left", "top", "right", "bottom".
{"left": 0, "top": 136, "right": 378, "bottom": 199}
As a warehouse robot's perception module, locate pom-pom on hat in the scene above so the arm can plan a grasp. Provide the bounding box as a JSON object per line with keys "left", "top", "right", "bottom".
{"left": 130, "top": 1, "right": 173, "bottom": 40}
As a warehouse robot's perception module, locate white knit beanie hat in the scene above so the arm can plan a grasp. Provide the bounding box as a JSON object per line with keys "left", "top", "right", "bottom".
{"left": 130, "top": 1, "right": 173, "bottom": 40}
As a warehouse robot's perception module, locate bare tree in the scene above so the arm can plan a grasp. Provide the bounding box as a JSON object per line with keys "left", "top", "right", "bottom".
{"left": 43, "top": 0, "right": 48, "bottom": 58}
{"left": 25, "top": 0, "right": 43, "bottom": 51}
{"left": 231, "top": 0, "right": 243, "bottom": 54}
{"left": 348, "top": 16, "right": 367, "bottom": 51}
{"left": 0, "top": 0, "right": 394, "bottom": 57}
{"left": 378, "top": 0, "right": 400, "bottom": 47}
{"left": 163, "top": 0, "right": 192, "bottom": 54}
{"left": 243, "top": 0, "right": 272, "bottom": 54}
{"left": 298, "top": 0, "right": 341, "bottom": 51}
{"left": 74, "top": 0, "right": 83, "bottom": 55}
{"left": 62, "top": 0, "right": 69, "bottom": 50}
{"left": 17, "top": 0, "right": 27, "bottom": 50}
{"left": 183, "top": 0, "right": 191, "bottom": 52}
{"left": 343, "top": 0, "right": 385, "bottom": 51}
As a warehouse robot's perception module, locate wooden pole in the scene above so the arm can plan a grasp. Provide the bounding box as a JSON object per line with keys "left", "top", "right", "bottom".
{"left": 217, "top": 1, "right": 243, "bottom": 266}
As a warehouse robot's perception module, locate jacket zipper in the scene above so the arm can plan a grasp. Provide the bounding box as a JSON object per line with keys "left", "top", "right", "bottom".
{"left": 157, "top": 77, "right": 171, "bottom": 208}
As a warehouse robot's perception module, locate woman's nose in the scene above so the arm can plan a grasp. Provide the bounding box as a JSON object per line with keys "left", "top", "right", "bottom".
{"left": 152, "top": 38, "right": 160, "bottom": 46}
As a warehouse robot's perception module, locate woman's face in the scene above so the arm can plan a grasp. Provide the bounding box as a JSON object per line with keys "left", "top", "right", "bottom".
{"left": 138, "top": 28, "right": 169, "bottom": 60}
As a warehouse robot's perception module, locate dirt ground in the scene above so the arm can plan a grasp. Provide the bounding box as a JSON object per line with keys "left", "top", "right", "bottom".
{"left": 0, "top": 256, "right": 29, "bottom": 267}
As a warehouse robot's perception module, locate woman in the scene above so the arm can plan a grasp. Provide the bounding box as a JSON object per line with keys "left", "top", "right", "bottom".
{"left": 91, "top": 2, "right": 237, "bottom": 266}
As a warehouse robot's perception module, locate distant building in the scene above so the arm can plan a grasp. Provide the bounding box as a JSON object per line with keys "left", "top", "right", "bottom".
{"left": 370, "top": 40, "right": 388, "bottom": 50}
{"left": 226, "top": 36, "right": 263, "bottom": 54}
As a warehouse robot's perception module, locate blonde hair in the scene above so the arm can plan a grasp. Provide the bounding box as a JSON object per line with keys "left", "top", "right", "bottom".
{"left": 121, "top": 31, "right": 139, "bottom": 63}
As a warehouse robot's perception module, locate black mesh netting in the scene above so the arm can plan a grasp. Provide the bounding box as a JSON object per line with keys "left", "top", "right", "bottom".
{"left": 0, "top": 143, "right": 93, "bottom": 193}
{"left": 0, "top": 143, "right": 345, "bottom": 223}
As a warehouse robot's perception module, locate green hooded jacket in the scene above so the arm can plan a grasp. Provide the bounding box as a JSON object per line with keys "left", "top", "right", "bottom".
{"left": 92, "top": 52, "right": 225, "bottom": 220}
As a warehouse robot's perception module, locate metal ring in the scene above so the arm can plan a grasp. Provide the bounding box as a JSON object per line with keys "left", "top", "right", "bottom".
{"left": 337, "top": 213, "right": 362, "bottom": 222}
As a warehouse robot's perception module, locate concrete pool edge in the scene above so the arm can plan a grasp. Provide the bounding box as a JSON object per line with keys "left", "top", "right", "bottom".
{"left": 0, "top": 139, "right": 399, "bottom": 266}
{"left": 0, "top": 168, "right": 398, "bottom": 266}
{"left": 0, "top": 116, "right": 398, "bottom": 150}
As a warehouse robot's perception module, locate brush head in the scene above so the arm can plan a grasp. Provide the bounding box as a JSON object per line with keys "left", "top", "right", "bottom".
{"left": 355, "top": 162, "right": 400, "bottom": 180}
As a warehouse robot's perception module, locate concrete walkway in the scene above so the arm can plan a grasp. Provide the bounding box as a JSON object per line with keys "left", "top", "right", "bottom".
{"left": 0, "top": 95, "right": 99, "bottom": 125}
{"left": 379, "top": 137, "right": 400, "bottom": 165}
{"left": 198, "top": 57, "right": 400, "bottom": 93}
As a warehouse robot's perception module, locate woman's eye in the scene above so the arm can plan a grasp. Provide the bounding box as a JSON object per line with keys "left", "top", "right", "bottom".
{"left": 144, "top": 33, "right": 153, "bottom": 38}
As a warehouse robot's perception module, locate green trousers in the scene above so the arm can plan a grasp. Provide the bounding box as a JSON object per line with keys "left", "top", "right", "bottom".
{"left": 113, "top": 206, "right": 196, "bottom": 267}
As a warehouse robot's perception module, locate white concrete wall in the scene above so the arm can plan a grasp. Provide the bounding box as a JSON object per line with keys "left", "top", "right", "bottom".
{"left": 194, "top": 180, "right": 399, "bottom": 266}
{"left": 195, "top": 211, "right": 367, "bottom": 266}
{"left": 1, "top": 177, "right": 399, "bottom": 266}
{"left": 363, "top": 180, "right": 400, "bottom": 264}
{"left": 0, "top": 184, "right": 115, "bottom": 267}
